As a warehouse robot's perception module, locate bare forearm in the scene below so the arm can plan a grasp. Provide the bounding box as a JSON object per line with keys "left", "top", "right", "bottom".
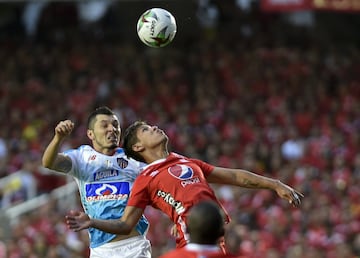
{"left": 208, "top": 167, "right": 303, "bottom": 207}
{"left": 66, "top": 207, "right": 143, "bottom": 233}
{"left": 233, "top": 169, "right": 279, "bottom": 189}
{"left": 90, "top": 219, "right": 133, "bottom": 235}
{"left": 209, "top": 167, "right": 280, "bottom": 190}
{"left": 42, "top": 136, "right": 63, "bottom": 168}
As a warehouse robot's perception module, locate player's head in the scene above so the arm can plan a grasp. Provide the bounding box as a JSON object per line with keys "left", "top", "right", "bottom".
{"left": 123, "top": 121, "right": 168, "bottom": 163}
{"left": 86, "top": 106, "right": 121, "bottom": 152}
{"left": 186, "top": 201, "right": 225, "bottom": 245}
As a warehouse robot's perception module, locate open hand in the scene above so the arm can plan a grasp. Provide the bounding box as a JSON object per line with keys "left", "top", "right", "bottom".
{"left": 65, "top": 210, "right": 91, "bottom": 232}
{"left": 275, "top": 181, "right": 304, "bottom": 207}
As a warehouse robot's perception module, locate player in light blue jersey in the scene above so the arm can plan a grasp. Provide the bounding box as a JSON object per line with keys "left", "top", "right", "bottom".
{"left": 42, "top": 106, "right": 151, "bottom": 258}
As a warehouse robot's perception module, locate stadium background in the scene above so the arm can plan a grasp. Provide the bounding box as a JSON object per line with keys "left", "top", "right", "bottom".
{"left": 0, "top": 0, "right": 359, "bottom": 257}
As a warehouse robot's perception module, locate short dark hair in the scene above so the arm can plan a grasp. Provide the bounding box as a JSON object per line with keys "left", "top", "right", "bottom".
{"left": 122, "top": 121, "right": 147, "bottom": 163}
{"left": 87, "top": 106, "right": 115, "bottom": 129}
{"left": 187, "top": 201, "right": 225, "bottom": 244}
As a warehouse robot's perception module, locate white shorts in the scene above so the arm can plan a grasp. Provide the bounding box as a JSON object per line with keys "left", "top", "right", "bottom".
{"left": 90, "top": 235, "right": 152, "bottom": 258}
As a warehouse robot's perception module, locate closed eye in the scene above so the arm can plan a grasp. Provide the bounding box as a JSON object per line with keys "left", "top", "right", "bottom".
{"left": 141, "top": 126, "right": 151, "bottom": 132}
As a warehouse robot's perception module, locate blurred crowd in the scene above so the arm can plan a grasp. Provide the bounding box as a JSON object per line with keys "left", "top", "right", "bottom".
{"left": 0, "top": 4, "right": 360, "bottom": 258}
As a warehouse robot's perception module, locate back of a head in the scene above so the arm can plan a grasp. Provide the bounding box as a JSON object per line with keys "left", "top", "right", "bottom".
{"left": 187, "top": 201, "right": 224, "bottom": 245}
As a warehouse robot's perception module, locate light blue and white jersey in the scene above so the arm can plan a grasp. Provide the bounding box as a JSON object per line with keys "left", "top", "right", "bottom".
{"left": 63, "top": 145, "right": 149, "bottom": 248}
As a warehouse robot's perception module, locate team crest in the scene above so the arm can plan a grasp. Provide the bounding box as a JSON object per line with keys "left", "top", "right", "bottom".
{"left": 117, "top": 158, "right": 128, "bottom": 169}
{"left": 168, "top": 165, "right": 193, "bottom": 180}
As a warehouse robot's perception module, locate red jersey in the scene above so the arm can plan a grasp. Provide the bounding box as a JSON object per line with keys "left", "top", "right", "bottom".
{"left": 159, "top": 244, "right": 241, "bottom": 258}
{"left": 127, "top": 152, "right": 230, "bottom": 248}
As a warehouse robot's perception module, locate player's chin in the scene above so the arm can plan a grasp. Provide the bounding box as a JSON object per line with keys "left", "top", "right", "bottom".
{"left": 163, "top": 136, "right": 169, "bottom": 143}
{"left": 108, "top": 143, "right": 119, "bottom": 149}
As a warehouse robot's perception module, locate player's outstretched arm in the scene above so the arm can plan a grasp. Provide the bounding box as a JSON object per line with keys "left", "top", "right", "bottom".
{"left": 65, "top": 206, "right": 144, "bottom": 234}
{"left": 207, "top": 167, "right": 303, "bottom": 207}
{"left": 42, "top": 120, "right": 74, "bottom": 173}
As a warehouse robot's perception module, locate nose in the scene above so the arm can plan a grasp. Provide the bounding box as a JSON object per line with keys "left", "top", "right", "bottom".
{"left": 151, "top": 126, "right": 159, "bottom": 132}
{"left": 109, "top": 124, "right": 119, "bottom": 132}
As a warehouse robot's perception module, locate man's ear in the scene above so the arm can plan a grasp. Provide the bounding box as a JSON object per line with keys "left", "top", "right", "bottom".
{"left": 132, "top": 143, "right": 144, "bottom": 152}
{"left": 87, "top": 129, "right": 94, "bottom": 141}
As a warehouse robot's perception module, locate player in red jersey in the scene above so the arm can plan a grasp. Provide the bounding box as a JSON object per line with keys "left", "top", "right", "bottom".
{"left": 159, "top": 200, "right": 243, "bottom": 258}
{"left": 66, "top": 121, "right": 303, "bottom": 250}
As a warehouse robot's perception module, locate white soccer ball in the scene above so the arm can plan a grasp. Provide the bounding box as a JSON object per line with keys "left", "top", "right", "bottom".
{"left": 136, "top": 8, "right": 177, "bottom": 48}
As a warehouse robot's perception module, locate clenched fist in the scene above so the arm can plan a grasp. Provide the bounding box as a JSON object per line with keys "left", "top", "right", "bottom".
{"left": 55, "top": 120, "right": 75, "bottom": 138}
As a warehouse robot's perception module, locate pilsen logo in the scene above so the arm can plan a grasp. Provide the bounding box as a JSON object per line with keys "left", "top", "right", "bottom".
{"left": 117, "top": 158, "right": 128, "bottom": 169}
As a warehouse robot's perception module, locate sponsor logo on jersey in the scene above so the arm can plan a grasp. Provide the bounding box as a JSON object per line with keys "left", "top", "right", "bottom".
{"left": 85, "top": 182, "right": 129, "bottom": 201}
{"left": 168, "top": 165, "right": 200, "bottom": 187}
{"left": 88, "top": 155, "right": 96, "bottom": 161}
{"left": 94, "top": 169, "right": 119, "bottom": 180}
{"left": 117, "top": 158, "right": 129, "bottom": 169}
{"left": 157, "top": 190, "right": 185, "bottom": 214}
{"left": 168, "top": 165, "right": 193, "bottom": 180}
{"left": 180, "top": 177, "right": 200, "bottom": 187}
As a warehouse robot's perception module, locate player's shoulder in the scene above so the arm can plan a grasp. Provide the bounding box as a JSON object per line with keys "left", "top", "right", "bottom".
{"left": 170, "top": 152, "right": 206, "bottom": 166}
{"left": 75, "top": 144, "right": 94, "bottom": 152}
{"left": 70, "top": 146, "right": 125, "bottom": 157}
{"left": 63, "top": 144, "right": 91, "bottom": 155}
{"left": 168, "top": 152, "right": 192, "bottom": 163}
{"left": 64, "top": 145, "right": 115, "bottom": 160}
{"left": 171, "top": 152, "right": 186, "bottom": 159}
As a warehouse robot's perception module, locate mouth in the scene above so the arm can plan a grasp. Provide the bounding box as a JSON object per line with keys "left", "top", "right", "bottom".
{"left": 107, "top": 134, "right": 118, "bottom": 142}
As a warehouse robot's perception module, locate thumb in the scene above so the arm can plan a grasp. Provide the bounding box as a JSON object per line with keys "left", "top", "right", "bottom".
{"left": 68, "top": 210, "right": 80, "bottom": 216}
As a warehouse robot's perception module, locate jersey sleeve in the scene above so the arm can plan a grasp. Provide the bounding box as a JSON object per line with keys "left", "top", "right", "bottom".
{"left": 189, "top": 158, "right": 215, "bottom": 177}
{"left": 127, "top": 175, "right": 150, "bottom": 209}
{"left": 62, "top": 148, "right": 79, "bottom": 176}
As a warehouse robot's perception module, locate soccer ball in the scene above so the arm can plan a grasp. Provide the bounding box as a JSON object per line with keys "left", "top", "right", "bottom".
{"left": 136, "top": 8, "right": 177, "bottom": 48}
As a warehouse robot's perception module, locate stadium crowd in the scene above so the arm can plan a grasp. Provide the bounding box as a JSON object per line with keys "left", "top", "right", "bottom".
{"left": 0, "top": 4, "right": 359, "bottom": 258}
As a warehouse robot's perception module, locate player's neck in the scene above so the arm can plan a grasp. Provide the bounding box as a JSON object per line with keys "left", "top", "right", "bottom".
{"left": 143, "top": 147, "right": 169, "bottom": 163}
